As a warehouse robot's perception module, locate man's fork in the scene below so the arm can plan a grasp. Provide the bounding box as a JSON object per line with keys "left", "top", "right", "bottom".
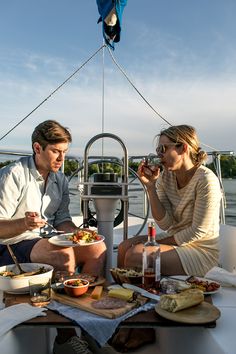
{"left": 43, "top": 221, "right": 65, "bottom": 234}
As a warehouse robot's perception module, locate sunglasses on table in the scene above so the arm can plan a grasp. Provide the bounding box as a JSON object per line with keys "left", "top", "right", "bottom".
{"left": 156, "top": 143, "right": 182, "bottom": 154}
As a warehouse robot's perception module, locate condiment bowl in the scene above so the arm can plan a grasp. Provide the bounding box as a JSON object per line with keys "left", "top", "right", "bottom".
{"left": 63, "top": 278, "right": 89, "bottom": 297}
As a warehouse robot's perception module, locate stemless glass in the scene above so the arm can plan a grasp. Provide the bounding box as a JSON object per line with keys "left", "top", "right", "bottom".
{"left": 29, "top": 277, "right": 51, "bottom": 307}
{"left": 144, "top": 153, "right": 162, "bottom": 170}
{"left": 52, "top": 270, "right": 76, "bottom": 293}
{"left": 161, "top": 279, "right": 177, "bottom": 294}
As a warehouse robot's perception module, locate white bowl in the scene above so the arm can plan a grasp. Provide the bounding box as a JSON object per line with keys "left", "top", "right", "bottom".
{"left": 0, "top": 263, "right": 54, "bottom": 294}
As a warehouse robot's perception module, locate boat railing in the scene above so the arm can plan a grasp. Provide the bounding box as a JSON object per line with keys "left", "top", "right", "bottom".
{"left": 0, "top": 148, "right": 234, "bottom": 227}
{"left": 74, "top": 154, "right": 150, "bottom": 230}
{"left": 208, "top": 150, "right": 234, "bottom": 224}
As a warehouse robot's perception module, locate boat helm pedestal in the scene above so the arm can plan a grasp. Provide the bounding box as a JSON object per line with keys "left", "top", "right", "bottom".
{"left": 92, "top": 173, "right": 121, "bottom": 278}
{"left": 81, "top": 133, "right": 129, "bottom": 281}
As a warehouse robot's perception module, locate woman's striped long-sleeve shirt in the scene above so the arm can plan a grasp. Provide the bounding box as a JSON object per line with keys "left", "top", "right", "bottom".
{"left": 155, "top": 165, "right": 222, "bottom": 276}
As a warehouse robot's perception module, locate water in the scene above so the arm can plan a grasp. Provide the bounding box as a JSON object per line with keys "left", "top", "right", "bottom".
{"left": 68, "top": 175, "right": 148, "bottom": 220}
{"left": 222, "top": 179, "right": 236, "bottom": 226}
{"left": 68, "top": 177, "right": 236, "bottom": 226}
{"left": 68, "top": 177, "right": 81, "bottom": 216}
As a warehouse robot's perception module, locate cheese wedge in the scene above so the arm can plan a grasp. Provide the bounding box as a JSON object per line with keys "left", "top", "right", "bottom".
{"left": 160, "top": 289, "right": 204, "bottom": 313}
{"left": 108, "top": 288, "right": 134, "bottom": 301}
{"left": 91, "top": 285, "right": 103, "bottom": 300}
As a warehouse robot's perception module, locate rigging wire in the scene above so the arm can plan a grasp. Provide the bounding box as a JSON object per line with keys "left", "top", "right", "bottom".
{"left": 0, "top": 41, "right": 225, "bottom": 155}
{"left": 101, "top": 40, "right": 105, "bottom": 157}
{"left": 107, "top": 46, "right": 223, "bottom": 153}
{"left": 0, "top": 39, "right": 229, "bottom": 218}
{"left": 0, "top": 44, "right": 106, "bottom": 143}
{"left": 106, "top": 46, "right": 172, "bottom": 127}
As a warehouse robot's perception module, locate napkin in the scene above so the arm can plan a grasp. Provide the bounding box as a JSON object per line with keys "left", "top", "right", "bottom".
{"left": 205, "top": 266, "right": 236, "bottom": 287}
{"left": 48, "top": 300, "right": 156, "bottom": 346}
{"left": 0, "top": 303, "right": 47, "bottom": 337}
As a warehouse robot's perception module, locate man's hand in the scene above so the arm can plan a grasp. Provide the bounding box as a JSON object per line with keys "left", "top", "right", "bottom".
{"left": 24, "top": 211, "right": 46, "bottom": 231}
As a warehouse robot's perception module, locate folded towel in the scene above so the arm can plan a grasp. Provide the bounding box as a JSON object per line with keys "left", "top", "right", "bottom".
{"left": 0, "top": 303, "right": 47, "bottom": 337}
{"left": 205, "top": 266, "right": 236, "bottom": 287}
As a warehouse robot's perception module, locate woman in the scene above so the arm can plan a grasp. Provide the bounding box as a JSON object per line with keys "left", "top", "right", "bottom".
{"left": 118, "top": 124, "right": 222, "bottom": 276}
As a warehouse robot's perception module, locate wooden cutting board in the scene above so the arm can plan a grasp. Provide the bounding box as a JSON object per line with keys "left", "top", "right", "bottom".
{"left": 52, "top": 289, "right": 138, "bottom": 319}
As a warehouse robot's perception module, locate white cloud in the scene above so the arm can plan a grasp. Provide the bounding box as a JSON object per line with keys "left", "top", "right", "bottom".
{"left": 0, "top": 49, "right": 236, "bottom": 160}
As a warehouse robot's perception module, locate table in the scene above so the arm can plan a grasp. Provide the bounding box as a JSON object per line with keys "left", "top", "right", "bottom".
{"left": 3, "top": 292, "right": 216, "bottom": 329}
{"left": 2, "top": 287, "right": 235, "bottom": 354}
{"left": 3, "top": 293, "right": 73, "bottom": 328}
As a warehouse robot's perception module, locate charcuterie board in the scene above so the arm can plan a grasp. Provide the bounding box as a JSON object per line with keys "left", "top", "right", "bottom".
{"left": 51, "top": 289, "right": 138, "bottom": 319}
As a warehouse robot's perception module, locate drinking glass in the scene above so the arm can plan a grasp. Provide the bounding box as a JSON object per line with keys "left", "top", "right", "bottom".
{"left": 52, "top": 270, "right": 75, "bottom": 293}
{"left": 53, "top": 270, "right": 75, "bottom": 283}
{"left": 161, "top": 279, "right": 177, "bottom": 294}
{"left": 29, "top": 277, "right": 51, "bottom": 307}
{"left": 144, "top": 153, "right": 162, "bottom": 170}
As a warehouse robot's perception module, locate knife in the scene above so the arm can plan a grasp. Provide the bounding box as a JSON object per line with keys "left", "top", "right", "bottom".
{"left": 166, "top": 276, "right": 193, "bottom": 284}
{"left": 122, "top": 283, "right": 160, "bottom": 302}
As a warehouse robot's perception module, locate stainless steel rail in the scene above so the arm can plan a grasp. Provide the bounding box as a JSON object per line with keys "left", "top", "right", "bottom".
{"left": 82, "top": 132, "right": 129, "bottom": 241}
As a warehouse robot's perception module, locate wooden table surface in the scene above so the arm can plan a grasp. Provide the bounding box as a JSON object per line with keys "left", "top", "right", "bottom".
{"left": 3, "top": 292, "right": 216, "bottom": 329}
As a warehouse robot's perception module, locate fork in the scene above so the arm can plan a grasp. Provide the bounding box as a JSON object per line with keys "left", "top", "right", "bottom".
{"left": 44, "top": 221, "right": 65, "bottom": 234}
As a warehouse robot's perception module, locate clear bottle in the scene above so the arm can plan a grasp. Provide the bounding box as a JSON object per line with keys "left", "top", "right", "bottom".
{"left": 142, "top": 221, "right": 161, "bottom": 289}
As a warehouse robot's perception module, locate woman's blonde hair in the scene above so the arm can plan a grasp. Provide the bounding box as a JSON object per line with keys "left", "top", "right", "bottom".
{"left": 158, "top": 124, "right": 207, "bottom": 165}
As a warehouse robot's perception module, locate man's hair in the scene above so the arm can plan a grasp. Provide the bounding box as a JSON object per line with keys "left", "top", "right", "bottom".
{"left": 32, "top": 120, "right": 72, "bottom": 150}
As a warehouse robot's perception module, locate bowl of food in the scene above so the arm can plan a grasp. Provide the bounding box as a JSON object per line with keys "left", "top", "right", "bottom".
{"left": 0, "top": 263, "right": 54, "bottom": 294}
{"left": 63, "top": 278, "right": 89, "bottom": 297}
{"left": 110, "top": 268, "right": 142, "bottom": 286}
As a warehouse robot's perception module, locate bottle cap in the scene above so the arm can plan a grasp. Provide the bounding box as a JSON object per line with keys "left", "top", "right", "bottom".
{"left": 148, "top": 222, "right": 156, "bottom": 237}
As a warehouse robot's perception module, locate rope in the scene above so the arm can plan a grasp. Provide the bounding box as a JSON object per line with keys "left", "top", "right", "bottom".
{"left": 0, "top": 44, "right": 106, "bottom": 143}
{"left": 107, "top": 46, "right": 172, "bottom": 126}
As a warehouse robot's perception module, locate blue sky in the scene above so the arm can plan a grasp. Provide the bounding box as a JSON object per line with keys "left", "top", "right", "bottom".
{"left": 0, "top": 0, "right": 236, "bottom": 158}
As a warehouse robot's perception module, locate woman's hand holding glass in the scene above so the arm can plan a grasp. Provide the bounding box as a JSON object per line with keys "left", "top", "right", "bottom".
{"left": 137, "top": 155, "right": 161, "bottom": 186}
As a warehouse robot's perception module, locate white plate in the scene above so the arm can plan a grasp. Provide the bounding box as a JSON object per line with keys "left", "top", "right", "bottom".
{"left": 169, "top": 276, "right": 221, "bottom": 295}
{"left": 48, "top": 233, "right": 105, "bottom": 247}
{"left": 188, "top": 277, "right": 221, "bottom": 295}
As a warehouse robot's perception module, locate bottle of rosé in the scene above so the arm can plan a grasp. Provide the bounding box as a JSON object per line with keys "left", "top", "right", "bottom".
{"left": 142, "top": 221, "right": 161, "bottom": 289}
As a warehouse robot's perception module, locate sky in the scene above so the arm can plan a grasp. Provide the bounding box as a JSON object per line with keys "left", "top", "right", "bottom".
{"left": 0, "top": 0, "right": 236, "bottom": 159}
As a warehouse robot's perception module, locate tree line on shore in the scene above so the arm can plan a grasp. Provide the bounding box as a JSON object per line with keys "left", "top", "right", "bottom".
{"left": 1, "top": 155, "right": 236, "bottom": 178}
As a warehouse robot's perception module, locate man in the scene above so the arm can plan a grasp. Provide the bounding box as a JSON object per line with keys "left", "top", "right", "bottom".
{"left": 0, "top": 120, "right": 106, "bottom": 354}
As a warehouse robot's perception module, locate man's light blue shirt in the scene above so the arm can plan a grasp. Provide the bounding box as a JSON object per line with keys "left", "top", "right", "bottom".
{"left": 0, "top": 156, "right": 72, "bottom": 244}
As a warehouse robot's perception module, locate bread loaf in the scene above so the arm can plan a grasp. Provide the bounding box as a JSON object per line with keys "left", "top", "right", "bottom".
{"left": 160, "top": 289, "right": 204, "bottom": 312}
